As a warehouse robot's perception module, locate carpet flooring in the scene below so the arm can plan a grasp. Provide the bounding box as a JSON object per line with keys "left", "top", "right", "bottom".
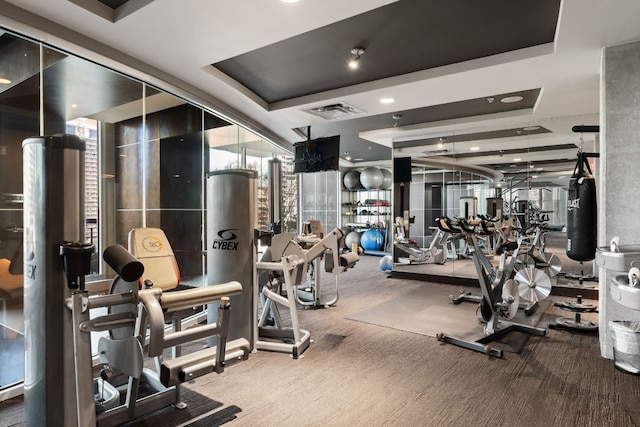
{"left": 1, "top": 255, "right": 638, "bottom": 427}
{"left": 347, "top": 282, "right": 550, "bottom": 353}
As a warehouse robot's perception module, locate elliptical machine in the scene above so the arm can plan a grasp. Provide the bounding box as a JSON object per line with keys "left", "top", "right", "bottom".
{"left": 394, "top": 216, "right": 449, "bottom": 265}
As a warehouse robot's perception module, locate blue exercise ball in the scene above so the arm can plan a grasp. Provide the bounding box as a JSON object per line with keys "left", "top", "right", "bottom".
{"left": 379, "top": 255, "right": 393, "bottom": 272}
{"left": 361, "top": 229, "right": 384, "bottom": 251}
{"left": 360, "top": 167, "right": 384, "bottom": 190}
{"left": 380, "top": 169, "right": 392, "bottom": 190}
{"left": 343, "top": 170, "right": 361, "bottom": 190}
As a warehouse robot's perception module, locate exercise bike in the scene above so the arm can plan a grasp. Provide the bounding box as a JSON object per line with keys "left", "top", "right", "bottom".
{"left": 513, "top": 206, "right": 562, "bottom": 277}
{"left": 436, "top": 217, "right": 547, "bottom": 358}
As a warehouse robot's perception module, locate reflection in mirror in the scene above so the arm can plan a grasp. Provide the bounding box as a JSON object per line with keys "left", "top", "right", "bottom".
{"left": 0, "top": 30, "right": 47, "bottom": 394}
{"left": 392, "top": 135, "right": 478, "bottom": 280}
{"left": 392, "top": 131, "right": 521, "bottom": 284}
{"left": 0, "top": 25, "right": 297, "bottom": 400}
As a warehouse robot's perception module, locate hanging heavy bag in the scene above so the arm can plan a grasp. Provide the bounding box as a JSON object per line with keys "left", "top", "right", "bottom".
{"left": 566, "top": 152, "right": 597, "bottom": 261}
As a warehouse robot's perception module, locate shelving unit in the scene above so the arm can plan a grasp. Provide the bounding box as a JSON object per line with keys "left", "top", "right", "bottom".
{"left": 341, "top": 188, "right": 392, "bottom": 230}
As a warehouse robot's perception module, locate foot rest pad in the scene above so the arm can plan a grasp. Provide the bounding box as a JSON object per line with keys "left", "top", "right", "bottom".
{"left": 160, "top": 338, "right": 250, "bottom": 387}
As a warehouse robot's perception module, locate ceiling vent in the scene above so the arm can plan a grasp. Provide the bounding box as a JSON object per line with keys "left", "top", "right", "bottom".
{"left": 303, "top": 102, "right": 365, "bottom": 120}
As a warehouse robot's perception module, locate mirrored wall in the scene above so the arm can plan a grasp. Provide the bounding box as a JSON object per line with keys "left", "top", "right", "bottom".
{"left": 391, "top": 128, "right": 569, "bottom": 284}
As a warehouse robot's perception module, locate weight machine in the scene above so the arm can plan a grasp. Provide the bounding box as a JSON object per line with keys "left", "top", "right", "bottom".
{"left": 256, "top": 228, "right": 358, "bottom": 357}
{"left": 64, "top": 244, "right": 249, "bottom": 426}
{"left": 22, "top": 134, "right": 249, "bottom": 426}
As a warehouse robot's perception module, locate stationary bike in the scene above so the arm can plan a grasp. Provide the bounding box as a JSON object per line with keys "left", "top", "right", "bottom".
{"left": 437, "top": 217, "right": 547, "bottom": 357}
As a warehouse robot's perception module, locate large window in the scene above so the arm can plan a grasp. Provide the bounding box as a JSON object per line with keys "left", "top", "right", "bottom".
{"left": 0, "top": 27, "right": 294, "bottom": 400}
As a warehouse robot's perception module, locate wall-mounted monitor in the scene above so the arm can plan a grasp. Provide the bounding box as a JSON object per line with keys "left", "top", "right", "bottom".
{"left": 394, "top": 157, "right": 412, "bottom": 182}
{"left": 293, "top": 135, "right": 340, "bottom": 173}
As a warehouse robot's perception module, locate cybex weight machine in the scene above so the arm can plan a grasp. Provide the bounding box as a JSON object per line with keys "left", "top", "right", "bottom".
{"left": 23, "top": 135, "right": 248, "bottom": 426}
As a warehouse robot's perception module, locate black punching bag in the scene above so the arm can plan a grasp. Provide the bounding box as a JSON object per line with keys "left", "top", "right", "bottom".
{"left": 566, "top": 153, "right": 597, "bottom": 261}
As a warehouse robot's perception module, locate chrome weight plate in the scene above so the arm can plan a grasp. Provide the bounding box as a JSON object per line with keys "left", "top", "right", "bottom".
{"left": 501, "top": 279, "right": 520, "bottom": 320}
{"left": 515, "top": 267, "right": 552, "bottom": 303}
{"left": 514, "top": 254, "right": 535, "bottom": 271}
{"left": 539, "top": 252, "right": 562, "bottom": 277}
{"left": 556, "top": 317, "right": 598, "bottom": 332}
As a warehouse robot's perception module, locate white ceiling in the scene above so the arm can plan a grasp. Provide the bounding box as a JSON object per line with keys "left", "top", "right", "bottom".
{"left": 2, "top": 0, "right": 640, "bottom": 183}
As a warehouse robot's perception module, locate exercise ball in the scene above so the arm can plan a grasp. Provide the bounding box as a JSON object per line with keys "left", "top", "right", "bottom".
{"left": 360, "top": 167, "right": 384, "bottom": 190}
{"left": 343, "top": 170, "right": 361, "bottom": 190}
{"left": 361, "top": 229, "right": 384, "bottom": 251}
{"left": 345, "top": 231, "right": 362, "bottom": 250}
{"left": 379, "top": 255, "right": 393, "bottom": 272}
{"left": 380, "top": 169, "right": 392, "bottom": 190}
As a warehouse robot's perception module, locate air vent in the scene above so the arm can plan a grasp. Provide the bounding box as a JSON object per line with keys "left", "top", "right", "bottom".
{"left": 303, "top": 102, "right": 365, "bottom": 120}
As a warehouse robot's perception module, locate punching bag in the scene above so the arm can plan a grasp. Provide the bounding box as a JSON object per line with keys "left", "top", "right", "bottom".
{"left": 566, "top": 152, "right": 597, "bottom": 261}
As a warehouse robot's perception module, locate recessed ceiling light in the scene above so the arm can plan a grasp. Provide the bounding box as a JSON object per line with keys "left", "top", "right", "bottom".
{"left": 354, "top": 158, "right": 364, "bottom": 161}
{"left": 470, "top": 147, "right": 480, "bottom": 151}
{"left": 531, "top": 175, "right": 539, "bottom": 179}
{"left": 280, "top": 0, "right": 300, "bottom": 3}
{"left": 514, "top": 158, "right": 521, "bottom": 162}
{"left": 537, "top": 167, "right": 543, "bottom": 171}
{"left": 0, "top": 77, "right": 11, "bottom": 84}
{"left": 501, "top": 95, "right": 524, "bottom": 103}
{"left": 523, "top": 126, "right": 540, "bottom": 131}
{"left": 380, "top": 98, "right": 394, "bottom": 104}
{"left": 71, "top": 104, "right": 78, "bottom": 108}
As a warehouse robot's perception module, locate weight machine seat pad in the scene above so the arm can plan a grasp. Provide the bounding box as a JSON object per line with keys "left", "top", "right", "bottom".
{"left": 497, "top": 241, "right": 519, "bottom": 254}
{"left": 128, "top": 228, "right": 180, "bottom": 290}
{"left": 340, "top": 252, "right": 359, "bottom": 267}
{"left": 0, "top": 258, "right": 23, "bottom": 293}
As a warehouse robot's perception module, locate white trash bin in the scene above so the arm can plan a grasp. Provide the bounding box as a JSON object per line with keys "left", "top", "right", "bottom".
{"left": 610, "top": 320, "right": 640, "bottom": 374}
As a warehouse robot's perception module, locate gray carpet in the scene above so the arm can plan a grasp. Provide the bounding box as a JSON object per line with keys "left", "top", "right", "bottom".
{"left": 347, "top": 282, "right": 549, "bottom": 353}
{"left": 3, "top": 256, "right": 638, "bottom": 427}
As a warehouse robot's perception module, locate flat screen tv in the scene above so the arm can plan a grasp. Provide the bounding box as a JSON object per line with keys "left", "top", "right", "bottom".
{"left": 293, "top": 135, "right": 340, "bottom": 173}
